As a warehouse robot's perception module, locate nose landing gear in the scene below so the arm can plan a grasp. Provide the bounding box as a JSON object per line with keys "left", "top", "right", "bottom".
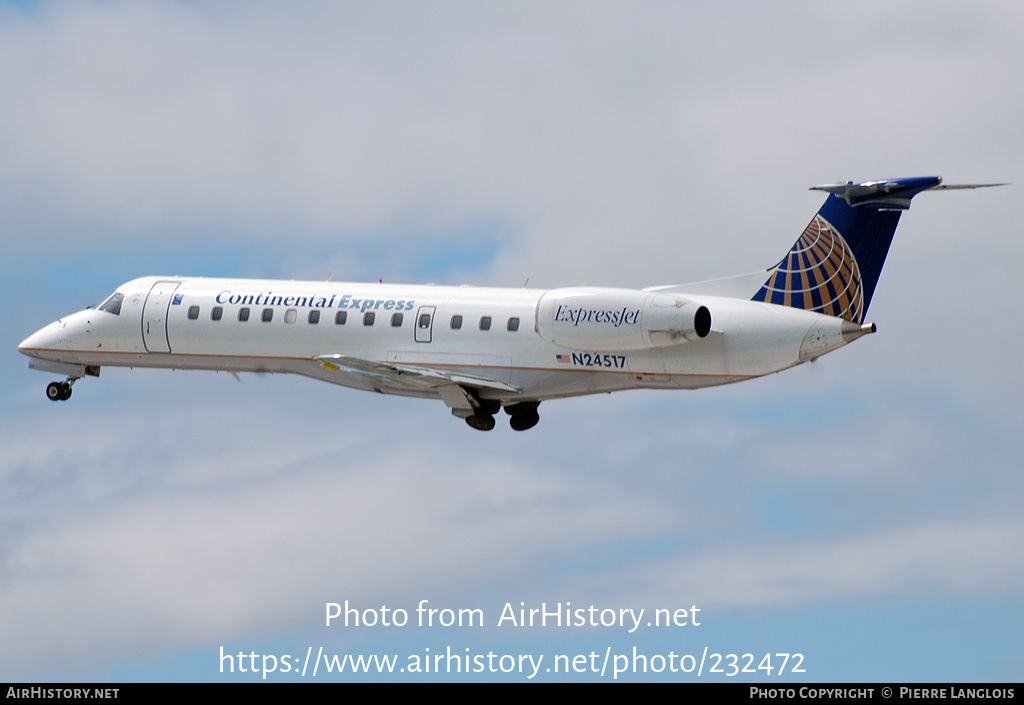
{"left": 45, "top": 379, "right": 76, "bottom": 402}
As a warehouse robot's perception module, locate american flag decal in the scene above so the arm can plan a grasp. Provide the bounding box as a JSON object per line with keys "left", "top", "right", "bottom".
{"left": 556, "top": 354, "right": 571, "bottom": 363}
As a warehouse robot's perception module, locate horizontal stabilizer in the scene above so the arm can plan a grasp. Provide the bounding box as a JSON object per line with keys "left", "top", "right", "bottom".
{"left": 926, "top": 182, "right": 1009, "bottom": 191}
{"left": 809, "top": 176, "right": 940, "bottom": 210}
{"left": 810, "top": 177, "right": 1006, "bottom": 210}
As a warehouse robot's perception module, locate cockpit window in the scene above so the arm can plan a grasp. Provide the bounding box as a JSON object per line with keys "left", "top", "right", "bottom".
{"left": 98, "top": 292, "right": 124, "bottom": 316}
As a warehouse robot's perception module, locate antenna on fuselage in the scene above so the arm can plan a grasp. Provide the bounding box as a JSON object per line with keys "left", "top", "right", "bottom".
{"left": 326, "top": 272, "right": 333, "bottom": 282}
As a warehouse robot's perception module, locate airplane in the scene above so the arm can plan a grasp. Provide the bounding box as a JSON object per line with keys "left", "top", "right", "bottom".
{"left": 18, "top": 176, "right": 998, "bottom": 431}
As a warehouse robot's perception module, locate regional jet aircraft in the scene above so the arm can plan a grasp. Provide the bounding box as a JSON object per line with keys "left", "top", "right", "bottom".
{"left": 18, "top": 177, "right": 996, "bottom": 431}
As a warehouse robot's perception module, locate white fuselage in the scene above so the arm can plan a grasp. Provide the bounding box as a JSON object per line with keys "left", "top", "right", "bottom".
{"left": 22, "top": 175, "right": 981, "bottom": 429}
{"left": 19, "top": 275, "right": 864, "bottom": 411}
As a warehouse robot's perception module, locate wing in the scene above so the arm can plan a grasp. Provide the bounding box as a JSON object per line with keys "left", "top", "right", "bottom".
{"left": 311, "top": 354, "right": 521, "bottom": 416}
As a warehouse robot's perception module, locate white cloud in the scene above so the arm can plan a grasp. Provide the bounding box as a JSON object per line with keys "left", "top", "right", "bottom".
{"left": 2, "top": 2, "right": 1016, "bottom": 280}
{"left": 3, "top": 0, "right": 1023, "bottom": 682}
{"left": 640, "top": 517, "right": 1024, "bottom": 609}
{"left": 0, "top": 386, "right": 675, "bottom": 677}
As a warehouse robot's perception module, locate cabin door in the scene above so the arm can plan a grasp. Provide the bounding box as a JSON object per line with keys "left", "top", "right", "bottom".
{"left": 142, "top": 281, "right": 180, "bottom": 353}
{"left": 414, "top": 306, "right": 436, "bottom": 343}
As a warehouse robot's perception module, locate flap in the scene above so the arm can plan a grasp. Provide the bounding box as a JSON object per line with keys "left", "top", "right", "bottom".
{"left": 314, "top": 354, "right": 521, "bottom": 394}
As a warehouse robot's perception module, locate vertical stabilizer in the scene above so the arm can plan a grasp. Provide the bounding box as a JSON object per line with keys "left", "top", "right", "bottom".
{"left": 751, "top": 176, "right": 942, "bottom": 322}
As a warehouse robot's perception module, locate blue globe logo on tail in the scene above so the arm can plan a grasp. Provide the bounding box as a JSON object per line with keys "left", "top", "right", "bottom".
{"left": 752, "top": 215, "right": 865, "bottom": 323}
{"left": 750, "top": 177, "right": 982, "bottom": 323}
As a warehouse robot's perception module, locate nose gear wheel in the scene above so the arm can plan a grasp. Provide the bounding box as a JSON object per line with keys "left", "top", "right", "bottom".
{"left": 45, "top": 379, "right": 75, "bottom": 402}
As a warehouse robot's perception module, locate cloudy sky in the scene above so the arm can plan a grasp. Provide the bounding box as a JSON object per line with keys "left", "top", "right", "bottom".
{"left": 2, "top": 0, "right": 1022, "bottom": 682}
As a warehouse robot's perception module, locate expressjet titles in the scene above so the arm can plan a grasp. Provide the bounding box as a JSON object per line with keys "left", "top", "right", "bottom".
{"left": 215, "top": 291, "right": 416, "bottom": 313}
{"left": 554, "top": 305, "right": 640, "bottom": 328}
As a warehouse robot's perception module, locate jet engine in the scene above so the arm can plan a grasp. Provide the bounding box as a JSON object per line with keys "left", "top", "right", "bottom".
{"left": 535, "top": 287, "right": 711, "bottom": 351}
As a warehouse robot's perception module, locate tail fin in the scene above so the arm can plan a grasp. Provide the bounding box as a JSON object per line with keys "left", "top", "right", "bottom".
{"left": 751, "top": 176, "right": 951, "bottom": 323}
{"left": 658, "top": 177, "right": 1003, "bottom": 313}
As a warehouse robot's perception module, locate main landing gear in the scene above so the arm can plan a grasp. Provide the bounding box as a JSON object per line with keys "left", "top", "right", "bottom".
{"left": 463, "top": 400, "right": 541, "bottom": 432}
{"left": 464, "top": 398, "right": 500, "bottom": 431}
{"left": 506, "top": 401, "right": 540, "bottom": 431}
{"left": 465, "top": 413, "right": 496, "bottom": 431}
{"left": 45, "top": 379, "right": 76, "bottom": 402}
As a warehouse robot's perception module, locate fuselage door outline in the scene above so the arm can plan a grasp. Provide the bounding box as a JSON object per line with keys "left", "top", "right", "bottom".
{"left": 414, "top": 305, "right": 436, "bottom": 344}
{"left": 141, "top": 281, "right": 180, "bottom": 353}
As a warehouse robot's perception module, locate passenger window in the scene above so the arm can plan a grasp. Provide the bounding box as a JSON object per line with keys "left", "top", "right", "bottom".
{"left": 507, "top": 317, "right": 520, "bottom": 332}
{"left": 211, "top": 306, "right": 223, "bottom": 321}
{"left": 262, "top": 308, "right": 273, "bottom": 323}
{"left": 98, "top": 292, "right": 124, "bottom": 316}
{"left": 392, "top": 313, "right": 404, "bottom": 327}
{"left": 479, "top": 316, "right": 492, "bottom": 331}
{"left": 187, "top": 306, "right": 200, "bottom": 320}
{"left": 450, "top": 315, "right": 463, "bottom": 330}
{"left": 335, "top": 311, "right": 347, "bottom": 325}
{"left": 418, "top": 314, "right": 431, "bottom": 329}
{"left": 363, "top": 312, "right": 375, "bottom": 326}
{"left": 284, "top": 309, "right": 297, "bottom": 324}
{"left": 308, "top": 310, "right": 320, "bottom": 324}
{"left": 239, "top": 307, "right": 250, "bottom": 322}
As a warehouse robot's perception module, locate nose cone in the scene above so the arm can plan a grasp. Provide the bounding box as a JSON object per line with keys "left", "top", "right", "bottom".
{"left": 18, "top": 319, "right": 69, "bottom": 357}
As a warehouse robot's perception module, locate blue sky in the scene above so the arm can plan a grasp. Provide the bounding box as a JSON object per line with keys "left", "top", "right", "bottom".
{"left": 2, "top": 1, "right": 1022, "bottom": 682}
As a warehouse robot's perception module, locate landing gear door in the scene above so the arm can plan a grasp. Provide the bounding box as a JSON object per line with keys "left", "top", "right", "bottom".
{"left": 142, "top": 281, "right": 180, "bottom": 353}
{"left": 414, "top": 306, "right": 436, "bottom": 343}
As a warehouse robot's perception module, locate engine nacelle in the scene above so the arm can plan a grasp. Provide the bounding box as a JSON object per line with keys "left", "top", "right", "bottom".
{"left": 536, "top": 287, "right": 711, "bottom": 351}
